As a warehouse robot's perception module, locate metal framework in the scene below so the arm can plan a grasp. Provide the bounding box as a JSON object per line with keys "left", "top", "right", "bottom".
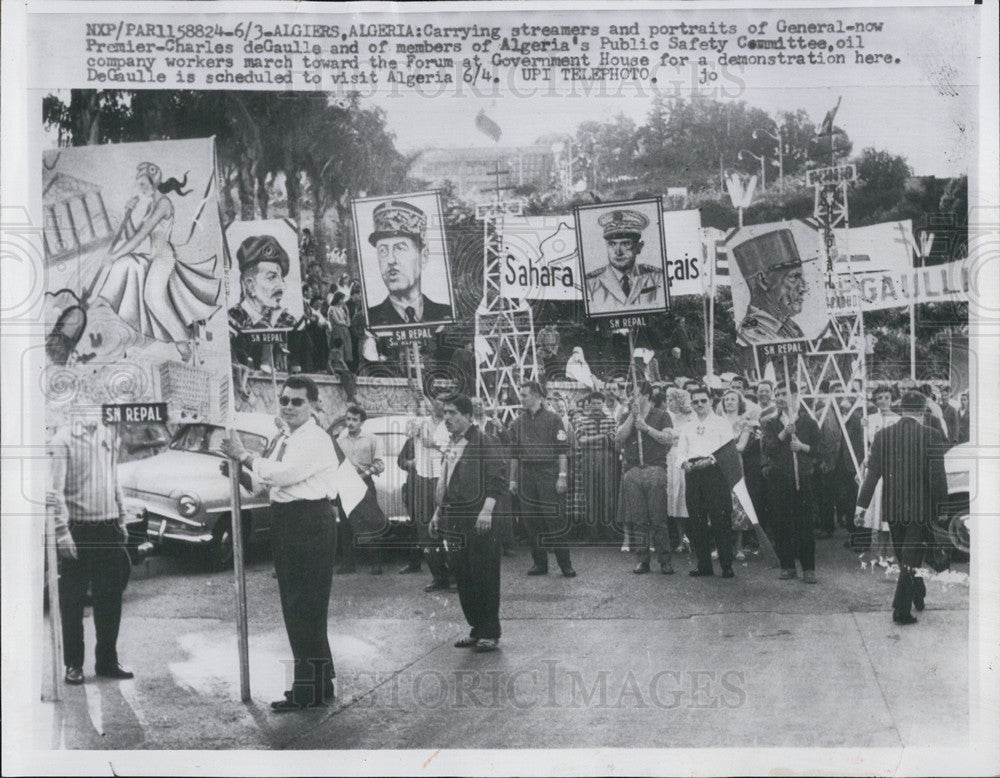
{"left": 474, "top": 163, "right": 537, "bottom": 424}
{"left": 780, "top": 164, "right": 870, "bottom": 472}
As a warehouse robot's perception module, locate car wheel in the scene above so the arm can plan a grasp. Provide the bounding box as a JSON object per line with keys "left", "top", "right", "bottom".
{"left": 207, "top": 515, "right": 250, "bottom": 571}
{"left": 948, "top": 511, "right": 970, "bottom": 555}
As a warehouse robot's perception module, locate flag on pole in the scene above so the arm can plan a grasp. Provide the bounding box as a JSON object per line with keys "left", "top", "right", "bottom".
{"left": 712, "top": 439, "right": 781, "bottom": 568}
{"left": 475, "top": 109, "right": 502, "bottom": 142}
{"left": 817, "top": 96, "right": 842, "bottom": 136}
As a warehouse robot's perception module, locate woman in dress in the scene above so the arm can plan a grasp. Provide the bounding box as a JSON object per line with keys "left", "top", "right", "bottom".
{"left": 665, "top": 387, "right": 696, "bottom": 553}
{"left": 94, "top": 162, "right": 221, "bottom": 360}
{"left": 721, "top": 389, "right": 754, "bottom": 561}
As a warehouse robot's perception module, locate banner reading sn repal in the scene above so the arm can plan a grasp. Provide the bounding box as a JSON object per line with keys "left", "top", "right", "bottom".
{"left": 500, "top": 209, "right": 705, "bottom": 301}
{"left": 42, "top": 138, "right": 230, "bottom": 426}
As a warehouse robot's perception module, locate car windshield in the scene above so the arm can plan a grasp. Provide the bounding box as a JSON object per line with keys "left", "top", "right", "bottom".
{"left": 170, "top": 424, "right": 268, "bottom": 456}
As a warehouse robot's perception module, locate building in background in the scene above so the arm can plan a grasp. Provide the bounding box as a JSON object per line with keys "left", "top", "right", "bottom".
{"left": 409, "top": 146, "right": 556, "bottom": 200}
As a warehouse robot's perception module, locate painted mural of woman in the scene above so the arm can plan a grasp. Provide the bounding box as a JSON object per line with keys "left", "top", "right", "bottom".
{"left": 92, "top": 162, "right": 221, "bottom": 361}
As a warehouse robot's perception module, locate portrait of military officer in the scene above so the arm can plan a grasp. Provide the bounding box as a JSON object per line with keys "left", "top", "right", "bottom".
{"left": 227, "top": 235, "right": 298, "bottom": 368}
{"left": 732, "top": 228, "right": 812, "bottom": 346}
{"left": 584, "top": 208, "right": 666, "bottom": 314}
{"left": 364, "top": 200, "right": 453, "bottom": 328}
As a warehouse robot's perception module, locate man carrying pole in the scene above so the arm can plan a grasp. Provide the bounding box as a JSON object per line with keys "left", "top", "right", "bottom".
{"left": 761, "top": 381, "right": 821, "bottom": 583}
{"left": 221, "top": 376, "right": 339, "bottom": 712}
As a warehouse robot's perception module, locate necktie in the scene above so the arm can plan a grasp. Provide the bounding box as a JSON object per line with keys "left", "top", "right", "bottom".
{"left": 620, "top": 275, "right": 631, "bottom": 297}
{"left": 435, "top": 446, "right": 450, "bottom": 505}
{"left": 405, "top": 306, "right": 417, "bottom": 323}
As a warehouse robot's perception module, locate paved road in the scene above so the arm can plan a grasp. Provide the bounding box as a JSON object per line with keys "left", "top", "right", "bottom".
{"left": 35, "top": 534, "right": 970, "bottom": 751}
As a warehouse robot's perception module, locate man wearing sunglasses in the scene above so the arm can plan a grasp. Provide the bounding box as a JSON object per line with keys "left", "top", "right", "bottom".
{"left": 675, "top": 385, "right": 737, "bottom": 578}
{"left": 221, "top": 376, "right": 339, "bottom": 712}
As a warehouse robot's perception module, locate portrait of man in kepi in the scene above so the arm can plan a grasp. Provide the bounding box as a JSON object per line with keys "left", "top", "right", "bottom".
{"left": 732, "top": 228, "right": 813, "bottom": 346}
{"left": 584, "top": 208, "right": 667, "bottom": 314}
{"left": 363, "top": 199, "right": 453, "bottom": 328}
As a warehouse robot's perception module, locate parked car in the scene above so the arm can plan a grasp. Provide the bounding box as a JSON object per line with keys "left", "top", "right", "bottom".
{"left": 930, "top": 441, "right": 973, "bottom": 566}
{"left": 119, "top": 412, "right": 416, "bottom": 569}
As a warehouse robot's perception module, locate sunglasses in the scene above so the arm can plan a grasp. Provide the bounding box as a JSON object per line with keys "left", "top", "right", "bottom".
{"left": 691, "top": 398, "right": 710, "bottom": 405}
{"left": 278, "top": 396, "right": 308, "bottom": 407}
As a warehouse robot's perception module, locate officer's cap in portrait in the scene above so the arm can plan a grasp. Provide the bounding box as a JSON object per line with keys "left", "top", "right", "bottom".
{"left": 368, "top": 200, "right": 428, "bottom": 247}
{"left": 236, "top": 235, "right": 290, "bottom": 277}
{"left": 598, "top": 209, "right": 650, "bottom": 241}
{"left": 731, "top": 228, "right": 811, "bottom": 278}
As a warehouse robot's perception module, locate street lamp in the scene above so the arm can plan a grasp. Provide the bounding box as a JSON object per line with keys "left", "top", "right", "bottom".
{"left": 753, "top": 125, "right": 784, "bottom": 193}
{"left": 738, "top": 149, "right": 766, "bottom": 192}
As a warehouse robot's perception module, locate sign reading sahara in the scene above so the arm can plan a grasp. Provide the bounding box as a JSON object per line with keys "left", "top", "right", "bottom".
{"left": 806, "top": 164, "right": 858, "bottom": 186}
{"left": 43, "top": 139, "right": 230, "bottom": 425}
{"left": 500, "top": 209, "right": 704, "bottom": 301}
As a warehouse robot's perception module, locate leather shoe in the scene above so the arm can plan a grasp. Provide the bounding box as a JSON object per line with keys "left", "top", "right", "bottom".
{"left": 721, "top": 568, "right": 735, "bottom": 579}
{"left": 398, "top": 564, "right": 422, "bottom": 574}
{"left": 660, "top": 564, "right": 674, "bottom": 575}
{"left": 893, "top": 612, "right": 918, "bottom": 625}
{"left": 64, "top": 666, "right": 84, "bottom": 685}
{"left": 802, "top": 571, "right": 817, "bottom": 584}
{"left": 778, "top": 569, "right": 797, "bottom": 580}
{"left": 474, "top": 638, "right": 499, "bottom": 653}
{"left": 526, "top": 566, "right": 548, "bottom": 576}
{"left": 561, "top": 568, "right": 577, "bottom": 578}
{"left": 633, "top": 562, "right": 650, "bottom": 574}
{"left": 95, "top": 663, "right": 134, "bottom": 680}
{"left": 688, "top": 569, "right": 713, "bottom": 577}
{"left": 424, "top": 580, "right": 450, "bottom": 592}
{"left": 454, "top": 636, "right": 478, "bottom": 648}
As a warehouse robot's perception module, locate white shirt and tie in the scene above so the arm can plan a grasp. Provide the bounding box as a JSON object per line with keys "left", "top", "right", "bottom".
{"left": 247, "top": 418, "right": 338, "bottom": 503}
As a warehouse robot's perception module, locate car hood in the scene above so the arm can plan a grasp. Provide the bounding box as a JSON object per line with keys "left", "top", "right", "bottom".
{"left": 118, "top": 450, "right": 227, "bottom": 497}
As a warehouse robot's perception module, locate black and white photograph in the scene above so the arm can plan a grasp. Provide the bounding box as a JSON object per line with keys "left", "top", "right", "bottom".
{"left": 1, "top": 1, "right": 998, "bottom": 776}
{"left": 575, "top": 197, "right": 670, "bottom": 318}
{"left": 351, "top": 191, "right": 455, "bottom": 332}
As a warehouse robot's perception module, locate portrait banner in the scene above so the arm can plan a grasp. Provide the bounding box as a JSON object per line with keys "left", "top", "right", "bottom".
{"left": 351, "top": 190, "right": 455, "bottom": 339}
{"left": 575, "top": 197, "right": 670, "bottom": 326}
{"left": 725, "top": 220, "right": 830, "bottom": 347}
{"left": 42, "top": 138, "right": 230, "bottom": 426}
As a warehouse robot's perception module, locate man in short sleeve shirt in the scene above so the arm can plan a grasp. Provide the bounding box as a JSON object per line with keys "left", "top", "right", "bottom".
{"left": 508, "top": 381, "right": 576, "bottom": 577}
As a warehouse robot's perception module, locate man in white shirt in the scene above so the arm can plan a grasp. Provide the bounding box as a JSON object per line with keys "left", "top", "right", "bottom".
{"left": 222, "top": 376, "right": 339, "bottom": 712}
{"left": 676, "top": 385, "right": 737, "bottom": 578}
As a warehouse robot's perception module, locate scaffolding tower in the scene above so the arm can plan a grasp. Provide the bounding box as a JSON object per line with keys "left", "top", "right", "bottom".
{"left": 784, "top": 163, "right": 870, "bottom": 473}
{"left": 474, "top": 162, "right": 537, "bottom": 424}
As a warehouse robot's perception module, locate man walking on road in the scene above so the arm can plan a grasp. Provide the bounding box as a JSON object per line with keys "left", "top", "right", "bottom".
{"left": 48, "top": 412, "right": 135, "bottom": 686}
{"left": 676, "top": 385, "right": 737, "bottom": 578}
{"left": 856, "top": 390, "right": 948, "bottom": 625}
{"left": 430, "top": 394, "right": 507, "bottom": 652}
{"left": 509, "top": 381, "right": 576, "bottom": 577}
{"left": 616, "top": 383, "right": 675, "bottom": 575}
{"left": 222, "top": 376, "right": 339, "bottom": 711}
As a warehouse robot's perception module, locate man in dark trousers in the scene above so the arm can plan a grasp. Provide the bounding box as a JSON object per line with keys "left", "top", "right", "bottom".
{"left": 761, "top": 381, "right": 821, "bottom": 583}
{"left": 675, "top": 385, "right": 738, "bottom": 578}
{"left": 616, "top": 383, "right": 674, "bottom": 574}
{"left": 430, "top": 394, "right": 507, "bottom": 652}
{"left": 508, "top": 381, "right": 576, "bottom": 577}
{"left": 221, "top": 376, "right": 338, "bottom": 711}
{"left": 856, "top": 391, "right": 948, "bottom": 625}
{"left": 49, "top": 412, "right": 134, "bottom": 685}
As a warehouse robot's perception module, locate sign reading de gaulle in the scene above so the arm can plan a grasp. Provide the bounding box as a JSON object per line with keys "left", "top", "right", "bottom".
{"left": 102, "top": 403, "right": 168, "bottom": 424}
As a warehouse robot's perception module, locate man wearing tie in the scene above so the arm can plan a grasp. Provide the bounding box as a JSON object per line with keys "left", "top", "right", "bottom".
{"left": 365, "top": 200, "right": 453, "bottom": 327}
{"left": 584, "top": 208, "right": 666, "bottom": 314}
{"left": 221, "top": 376, "right": 338, "bottom": 712}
